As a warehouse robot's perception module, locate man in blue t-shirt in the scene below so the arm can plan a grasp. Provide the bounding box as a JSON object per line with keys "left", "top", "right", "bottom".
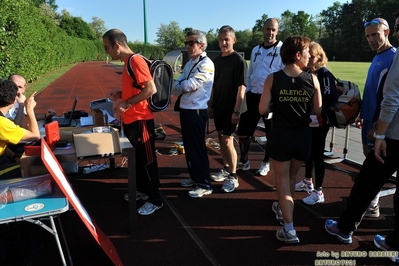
{"left": 355, "top": 17, "right": 396, "bottom": 218}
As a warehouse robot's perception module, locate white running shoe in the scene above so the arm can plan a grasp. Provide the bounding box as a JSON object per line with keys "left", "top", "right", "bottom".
{"left": 221, "top": 178, "right": 239, "bottom": 192}
{"left": 237, "top": 161, "right": 250, "bottom": 171}
{"left": 211, "top": 169, "right": 230, "bottom": 182}
{"left": 302, "top": 190, "right": 325, "bottom": 205}
{"left": 256, "top": 161, "right": 270, "bottom": 176}
{"left": 188, "top": 186, "right": 213, "bottom": 198}
{"left": 295, "top": 179, "right": 314, "bottom": 193}
{"left": 137, "top": 201, "right": 163, "bottom": 215}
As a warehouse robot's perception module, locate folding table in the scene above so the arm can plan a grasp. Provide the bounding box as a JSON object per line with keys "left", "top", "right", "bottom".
{"left": 0, "top": 175, "right": 71, "bottom": 266}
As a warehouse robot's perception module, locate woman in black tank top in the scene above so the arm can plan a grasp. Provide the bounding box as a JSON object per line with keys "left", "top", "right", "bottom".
{"left": 259, "top": 36, "right": 322, "bottom": 244}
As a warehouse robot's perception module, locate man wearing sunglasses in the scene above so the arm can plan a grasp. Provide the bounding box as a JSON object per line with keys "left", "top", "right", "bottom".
{"left": 352, "top": 18, "right": 396, "bottom": 219}
{"left": 175, "top": 30, "right": 215, "bottom": 198}
{"left": 103, "top": 29, "right": 164, "bottom": 216}
{"left": 325, "top": 17, "right": 399, "bottom": 263}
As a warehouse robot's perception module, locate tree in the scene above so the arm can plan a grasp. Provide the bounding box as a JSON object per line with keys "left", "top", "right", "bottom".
{"left": 59, "top": 9, "right": 96, "bottom": 40}
{"left": 38, "top": 2, "right": 59, "bottom": 25}
{"left": 252, "top": 14, "right": 269, "bottom": 32}
{"left": 235, "top": 29, "right": 252, "bottom": 52}
{"left": 205, "top": 29, "right": 218, "bottom": 50}
{"left": 319, "top": 2, "right": 342, "bottom": 60}
{"left": 156, "top": 21, "right": 185, "bottom": 51}
{"left": 32, "top": 0, "right": 57, "bottom": 11}
{"left": 278, "top": 10, "right": 317, "bottom": 41}
{"left": 90, "top": 16, "right": 107, "bottom": 40}
{"left": 279, "top": 10, "right": 295, "bottom": 41}
{"left": 182, "top": 27, "right": 193, "bottom": 36}
{"left": 292, "top": 11, "right": 317, "bottom": 40}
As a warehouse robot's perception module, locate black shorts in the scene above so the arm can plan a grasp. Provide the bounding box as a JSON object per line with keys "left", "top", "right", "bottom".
{"left": 267, "top": 127, "right": 311, "bottom": 161}
{"left": 213, "top": 112, "right": 237, "bottom": 136}
{"left": 236, "top": 91, "right": 267, "bottom": 136}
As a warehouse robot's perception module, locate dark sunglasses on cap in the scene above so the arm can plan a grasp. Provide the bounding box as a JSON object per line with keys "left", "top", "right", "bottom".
{"left": 364, "top": 19, "right": 389, "bottom": 29}
{"left": 184, "top": 40, "right": 200, "bottom": 46}
{"left": 395, "top": 24, "right": 399, "bottom": 32}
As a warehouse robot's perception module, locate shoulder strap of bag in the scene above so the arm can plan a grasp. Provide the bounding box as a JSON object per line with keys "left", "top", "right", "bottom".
{"left": 127, "top": 54, "right": 146, "bottom": 90}
{"left": 186, "top": 55, "right": 206, "bottom": 80}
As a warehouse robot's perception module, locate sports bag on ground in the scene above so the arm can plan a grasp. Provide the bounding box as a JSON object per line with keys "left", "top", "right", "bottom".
{"left": 325, "top": 77, "right": 362, "bottom": 128}
{"left": 127, "top": 54, "right": 173, "bottom": 112}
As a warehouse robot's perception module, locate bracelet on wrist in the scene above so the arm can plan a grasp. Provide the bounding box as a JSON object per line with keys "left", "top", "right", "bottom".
{"left": 373, "top": 132, "right": 385, "bottom": 140}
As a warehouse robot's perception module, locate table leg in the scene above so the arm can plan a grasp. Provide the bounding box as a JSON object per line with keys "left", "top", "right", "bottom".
{"left": 127, "top": 147, "right": 137, "bottom": 233}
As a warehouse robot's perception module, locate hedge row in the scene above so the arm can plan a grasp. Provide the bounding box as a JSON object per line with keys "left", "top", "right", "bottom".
{"left": 0, "top": 0, "right": 164, "bottom": 83}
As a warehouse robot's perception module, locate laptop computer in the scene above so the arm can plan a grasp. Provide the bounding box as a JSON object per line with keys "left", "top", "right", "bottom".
{"left": 52, "top": 96, "right": 78, "bottom": 127}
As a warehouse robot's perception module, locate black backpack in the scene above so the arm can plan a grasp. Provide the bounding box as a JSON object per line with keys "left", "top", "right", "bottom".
{"left": 127, "top": 54, "right": 173, "bottom": 112}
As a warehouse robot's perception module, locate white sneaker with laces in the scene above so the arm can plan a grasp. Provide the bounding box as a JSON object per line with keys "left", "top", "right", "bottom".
{"left": 256, "top": 161, "right": 270, "bottom": 176}
{"left": 211, "top": 169, "right": 230, "bottom": 182}
{"left": 237, "top": 161, "right": 250, "bottom": 171}
{"left": 221, "top": 178, "right": 239, "bottom": 193}
{"left": 188, "top": 186, "right": 213, "bottom": 198}
{"left": 295, "top": 179, "right": 314, "bottom": 193}
{"left": 137, "top": 201, "right": 163, "bottom": 215}
{"left": 181, "top": 178, "right": 196, "bottom": 187}
{"left": 302, "top": 190, "right": 324, "bottom": 205}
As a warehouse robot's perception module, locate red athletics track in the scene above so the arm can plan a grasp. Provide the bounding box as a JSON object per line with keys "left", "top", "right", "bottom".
{"left": 21, "top": 61, "right": 395, "bottom": 265}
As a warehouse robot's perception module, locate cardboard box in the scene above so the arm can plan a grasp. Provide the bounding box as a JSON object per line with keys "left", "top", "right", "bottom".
{"left": 73, "top": 127, "right": 121, "bottom": 158}
{"left": 91, "top": 108, "right": 105, "bottom": 126}
{"left": 59, "top": 127, "right": 93, "bottom": 144}
{"left": 20, "top": 144, "right": 78, "bottom": 177}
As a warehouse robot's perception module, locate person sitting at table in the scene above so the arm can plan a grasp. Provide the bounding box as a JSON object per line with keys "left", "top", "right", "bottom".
{"left": 7, "top": 74, "right": 56, "bottom": 126}
{"left": 4, "top": 74, "right": 56, "bottom": 158}
{"left": 0, "top": 79, "right": 40, "bottom": 179}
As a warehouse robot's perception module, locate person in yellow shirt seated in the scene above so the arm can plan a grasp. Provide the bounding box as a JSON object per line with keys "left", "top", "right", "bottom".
{"left": 0, "top": 79, "right": 40, "bottom": 179}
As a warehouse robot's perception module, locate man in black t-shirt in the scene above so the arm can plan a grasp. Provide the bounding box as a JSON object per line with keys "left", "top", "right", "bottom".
{"left": 209, "top": 25, "right": 247, "bottom": 193}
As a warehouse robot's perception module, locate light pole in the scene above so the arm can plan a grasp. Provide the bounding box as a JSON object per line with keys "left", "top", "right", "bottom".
{"left": 143, "top": 0, "right": 148, "bottom": 45}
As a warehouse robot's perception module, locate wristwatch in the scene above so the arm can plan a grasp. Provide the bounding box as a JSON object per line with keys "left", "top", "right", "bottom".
{"left": 373, "top": 132, "right": 385, "bottom": 140}
{"left": 234, "top": 110, "right": 241, "bottom": 116}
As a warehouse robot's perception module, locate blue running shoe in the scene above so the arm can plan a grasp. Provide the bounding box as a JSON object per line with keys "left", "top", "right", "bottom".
{"left": 325, "top": 219, "right": 352, "bottom": 244}
{"left": 374, "top": 234, "right": 399, "bottom": 263}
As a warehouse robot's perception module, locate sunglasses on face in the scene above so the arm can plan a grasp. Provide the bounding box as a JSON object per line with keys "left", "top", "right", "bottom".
{"left": 184, "top": 40, "right": 200, "bottom": 47}
{"left": 364, "top": 19, "right": 389, "bottom": 29}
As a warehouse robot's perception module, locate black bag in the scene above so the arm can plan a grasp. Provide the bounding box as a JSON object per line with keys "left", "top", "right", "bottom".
{"left": 174, "top": 94, "right": 182, "bottom": 112}
{"left": 127, "top": 54, "right": 173, "bottom": 112}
